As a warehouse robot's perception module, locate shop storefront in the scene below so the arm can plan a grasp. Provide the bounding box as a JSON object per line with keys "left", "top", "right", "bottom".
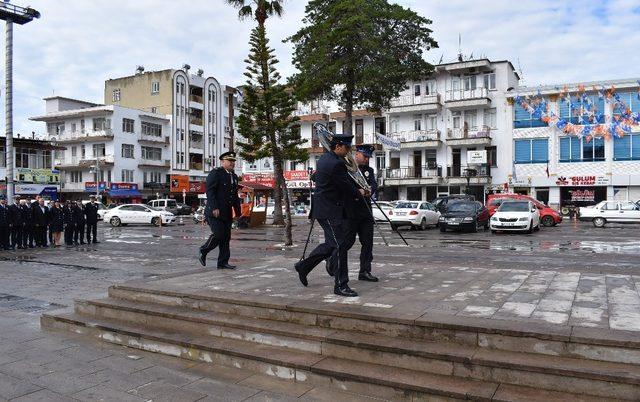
{"left": 13, "top": 183, "right": 60, "bottom": 200}
{"left": 555, "top": 175, "right": 609, "bottom": 214}
{"left": 169, "top": 175, "right": 205, "bottom": 208}
{"left": 104, "top": 183, "right": 143, "bottom": 205}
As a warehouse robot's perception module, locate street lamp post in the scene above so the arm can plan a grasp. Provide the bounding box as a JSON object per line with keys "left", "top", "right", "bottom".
{"left": 0, "top": 1, "right": 40, "bottom": 200}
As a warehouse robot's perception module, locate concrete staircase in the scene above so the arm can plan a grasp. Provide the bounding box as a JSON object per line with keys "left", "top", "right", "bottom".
{"left": 42, "top": 284, "right": 640, "bottom": 401}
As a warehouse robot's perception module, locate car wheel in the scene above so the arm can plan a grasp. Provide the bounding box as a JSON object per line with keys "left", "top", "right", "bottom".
{"left": 110, "top": 217, "right": 121, "bottom": 227}
{"left": 439, "top": 226, "right": 446, "bottom": 233}
{"left": 541, "top": 215, "right": 554, "bottom": 227}
{"left": 527, "top": 220, "right": 534, "bottom": 234}
{"left": 151, "top": 217, "right": 161, "bottom": 226}
{"left": 420, "top": 218, "right": 427, "bottom": 231}
{"left": 593, "top": 217, "right": 606, "bottom": 228}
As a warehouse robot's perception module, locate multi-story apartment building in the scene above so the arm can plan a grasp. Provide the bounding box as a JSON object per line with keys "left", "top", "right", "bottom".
{"left": 379, "top": 58, "right": 519, "bottom": 202}
{"left": 103, "top": 67, "right": 240, "bottom": 201}
{"left": 0, "top": 136, "right": 62, "bottom": 200}
{"left": 507, "top": 78, "right": 640, "bottom": 211}
{"left": 30, "top": 96, "right": 171, "bottom": 202}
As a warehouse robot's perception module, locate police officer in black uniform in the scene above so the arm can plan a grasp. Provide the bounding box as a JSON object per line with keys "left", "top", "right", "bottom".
{"left": 198, "top": 151, "right": 242, "bottom": 269}
{"left": 84, "top": 196, "right": 100, "bottom": 243}
{"left": 73, "top": 201, "right": 86, "bottom": 245}
{"left": 294, "top": 134, "right": 367, "bottom": 297}
{"left": 8, "top": 196, "right": 22, "bottom": 249}
{"left": 32, "top": 198, "right": 49, "bottom": 247}
{"left": 0, "top": 196, "right": 9, "bottom": 250}
{"left": 19, "top": 199, "right": 32, "bottom": 248}
{"left": 63, "top": 200, "right": 75, "bottom": 246}
{"left": 327, "top": 144, "right": 379, "bottom": 282}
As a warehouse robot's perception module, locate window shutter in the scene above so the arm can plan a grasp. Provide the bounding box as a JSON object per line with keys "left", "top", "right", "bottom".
{"left": 559, "top": 137, "right": 570, "bottom": 161}
{"left": 632, "top": 135, "right": 640, "bottom": 159}
{"left": 531, "top": 139, "right": 548, "bottom": 162}
{"left": 570, "top": 137, "right": 581, "bottom": 161}
{"left": 614, "top": 135, "right": 631, "bottom": 160}
{"left": 514, "top": 140, "right": 530, "bottom": 163}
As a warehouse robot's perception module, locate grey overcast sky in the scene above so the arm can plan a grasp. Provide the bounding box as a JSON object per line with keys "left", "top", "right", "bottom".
{"left": 4, "top": 0, "right": 640, "bottom": 137}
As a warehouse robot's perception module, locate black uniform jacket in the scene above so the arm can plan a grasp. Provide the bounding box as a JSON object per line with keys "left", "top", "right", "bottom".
{"left": 84, "top": 203, "right": 99, "bottom": 224}
{"left": 311, "top": 151, "right": 360, "bottom": 221}
{"left": 344, "top": 164, "right": 378, "bottom": 221}
{"left": 204, "top": 167, "right": 242, "bottom": 222}
{"left": 32, "top": 205, "right": 49, "bottom": 227}
{"left": 0, "top": 205, "right": 9, "bottom": 227}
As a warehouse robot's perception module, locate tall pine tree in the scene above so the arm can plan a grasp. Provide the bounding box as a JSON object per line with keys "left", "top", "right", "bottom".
{"left": 235, "top": 25, "right": 307, "bottom": 245}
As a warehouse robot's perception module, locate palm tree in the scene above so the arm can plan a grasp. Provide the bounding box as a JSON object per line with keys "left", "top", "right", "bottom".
{"left": 226, "top": 0, "right": 284, "bottom": 27}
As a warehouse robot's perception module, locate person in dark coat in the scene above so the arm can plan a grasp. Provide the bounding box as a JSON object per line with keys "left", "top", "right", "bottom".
{"left": 19, "top": 199, "right": 32, "bottom": 248}
{"left": 47, "top": 200, "right": 54, "bottom": 245}
{"left": 32, "top": 198, "right": 49, "bottom": 247}
{"left": 73, "top": 201, "right": 86, "bottom": 245}
{"left": 84, "top": 196, "right": 100, "bottom": 243}
{"left": 198, "top": 151, "right": 242, "bottom": 269}
{"left": 294, "top": 134, "right": 366, "bottom": 297}
{"left": 49, "top": 201, "right": 64, "bottom": 247}
{"left": 8, "top": 196, "right": 22, "bottom": 249}
{"left": 63, "top": 201, "right": 75, "bottom": 246}
{"left": 0, "top": 196, "right": 9, "bottom": 250}
{"left": 327, "top": 145, "right": 379, "bottom": 282}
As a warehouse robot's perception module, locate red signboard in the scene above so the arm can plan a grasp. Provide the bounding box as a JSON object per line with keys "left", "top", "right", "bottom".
{"left": 170, "top": 175, "right": 189, "bottom": 193}
{"left": 283, "top": 170, "right": 310, "bottom": 181}
{"left": 110, "top": 183, "right": 138, "bottom": 190}
{"left": 242, "top": 173, "right": 275, "bottom": 188}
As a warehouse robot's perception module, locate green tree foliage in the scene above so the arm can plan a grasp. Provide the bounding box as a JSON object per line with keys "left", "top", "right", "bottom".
{"left": 287, "top": 0, "right": 438, "bottom": 135}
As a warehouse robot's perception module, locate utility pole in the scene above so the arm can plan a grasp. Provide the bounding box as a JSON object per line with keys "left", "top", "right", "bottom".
{"left": 0, "top": 2, "right": 40, "bottom": 200}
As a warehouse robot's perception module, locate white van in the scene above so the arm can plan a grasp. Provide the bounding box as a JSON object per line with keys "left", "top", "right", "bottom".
{"left": 147, "top": 199, "right": 179, "bottom": 214}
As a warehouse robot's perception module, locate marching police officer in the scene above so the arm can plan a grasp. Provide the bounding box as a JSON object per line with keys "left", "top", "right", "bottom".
{"left": 0, "top": 196, "right": 9, "bottom": 250}
{"left": 294, "top": 134, "right": 366, "bottom": 297}
{"left": 326, "top": 144, "right": 379, "bottom": 282}
{"left": 198, "top": 151, "right": 242, "bottom": 269}
{"left": 84, "top": 196, "right": 100, "bottom": 243}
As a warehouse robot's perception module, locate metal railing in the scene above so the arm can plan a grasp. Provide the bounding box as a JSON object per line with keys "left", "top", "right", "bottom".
{"left": 140, "top": 159, "right": 170, "bottom": 167}
{"left": 388, "top": 130, "right": 440, "bottom": 143}
{"left": 447, "top": 165, "right": 490, "bottom": 177}
{"left": 55, "top": 129, "right": 113, "bottom": 141}
{"left": 447, "top": 125, "right": 492, "bottom": 140}
{"left": 389, "top": 94, "right": 440, "bottom": 107}
{"left": 383, "top": 166, "right": 441, "bottom": 179}
{"left": 445, "top": 87, "right": 489, "bottom": 102}
{"left": 293, "top": 105, "right": 329, "bottom": 116}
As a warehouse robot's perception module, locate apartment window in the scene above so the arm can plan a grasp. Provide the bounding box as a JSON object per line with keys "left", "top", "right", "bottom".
{"left": 414, "top": 84, "right": 421, "bottom": 96}
{"left": 425, "top": 149, "right": 437, "bottom": 168}
{"left": 451, "top": 78, "right": 460, "bottom": 92}
{"left": 121, "top": 169, "right": 134, "bottom": 182}
{"left": 70, "top": 171, "right": 83, "bottom": 183}
{"left": 112, "top": 88, "right": 121, "bottom": 102}
{"left": 413, "top": 114, "right": 422, "bottom": 131}
{"left": 141, "top": 146, "right": 162, "bottom": 160}
{"left": 514, "top": 139, "right": 549, "bottom": 164}
{"left": 107, "top": 170, "right": 112, "bottom": 182}
{"left": 208, "top": 89, "right": 216, "bottom": 102}
{"left": 614, "top": 134, "right": 640, "bottom": 161}
{"left": 15, "top": 147, "right": 36, "bottom": 168}
{"left": 374, "top": 117, "right": 386, "bottom": 135}
{"left": 248, "top": 162, "right": 257, "bottom": 170}
{"left": 0, "top": 146, "right": 4, "bottom": 167}
{"left": 121, "top": 144, "right": 135, "bottom": 159}
{"left": 150, "top": 107, "right": 157, "bottom": 114}
{"left": 483, "top": 108, "right": 497, "bottom": 129}
{"left": 560, "top": 137, "right": 605, "bottom": 162}
{"left": 452, "top": 111, "right": 461, "bottom": 129}
{"left": 93, "top": 118, "right": 110, "bottom": 131}
{"left": 55, "top": 122, "right": 65, "bottom": 135}
{"left": 484, "top": 73, "right": 496, "bottom": 90}
{"left": 425, "top": 80, "right": 436, "bottom": 95}
{"left": 122, "top": 118, "right": 135, "bottom": 133}
{"left": 144, "top": 171, "right": 163, "bottom": 183}
{"left": 513, "top": 103, "right": 548, "bottom": 129}
{"left": 80, "top": 119, "right": 85, "bottom": 133}
{"left": 176, "top": 152, "right": 185, "bottom": 164}
{"left": 486, "top": 146, "right": 497, "bottom": 167}
{"left": 81, "top": 145, "right": 86, "bottom": 158}
{"left": 425, "top": 115, "right": 437, "bottom": 131}
{"left": 71, "top": 123, "right": 76, "bottom": 133}
{"left": 92, "top": 143, "right": 106, "bottom": 157}
{"left": 141, "top": 121, "right": 162, "bottom": 137}
{"left": 71, "top": 146, "right": 77, "bottom": 157}
{"left": 151, "top": 81, "right": 160, "bottom": 94}
{"left": 463, "top": 75, "right": 477, "bottom": 91}
{"left": 175, "top": 128, "right": 184, "bottom": 141}
{"left": 376, "top": 154, "right": 386, "bottom": 170}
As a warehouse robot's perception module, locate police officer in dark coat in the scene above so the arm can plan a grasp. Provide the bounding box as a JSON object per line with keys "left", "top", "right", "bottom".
{"left": 63, "top": 201, "right": 75, "bottom": 246}
{"left": 8, "top": 196, "right": 22, "bottom": 249}
{"left": 19, "top": 199, "right": 32, "bottom": 248}
{"left": 0, "top": 196, "right": 9, "bottom": 250}
{"left": 84, "top": 196, "right": 100, "bottom": 243}
{"left": 198, "top": 151, "right": 242, "bottom": 269}
{"left": 32, "top": 198, "right": 49, "bottom": 247}
{"left": 294, "top": 134, "right": 366, "bottom": 297}
{"left": 327, "top": 145, "right": 379, "bottom": 282}
{"left": 72, "top": 201, "right": 86, "bottom": 245}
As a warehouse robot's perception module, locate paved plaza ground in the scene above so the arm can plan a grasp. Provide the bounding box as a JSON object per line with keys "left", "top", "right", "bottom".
{"left": 0, "top": 217, "right": 639, "bottom": 400}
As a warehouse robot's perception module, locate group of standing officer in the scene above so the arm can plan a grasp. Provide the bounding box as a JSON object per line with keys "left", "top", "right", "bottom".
{"left": 0, "top": 194, "right": 100, "bottom": 250}
{"left": 295, "top": 136, "right": 379, "bottom": 297}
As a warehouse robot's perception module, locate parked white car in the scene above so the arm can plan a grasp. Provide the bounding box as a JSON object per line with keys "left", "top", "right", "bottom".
{"left": 490, "top": 200, "right": 540, "bottom": 234}
{"left": 579, "top": 200, "right": 640, "bottom": 227}
{"left": 371, "top": 201, "right": 395, "bottom": 222}
{"left": 103, "top": 204, "right": 175, "bottom": 227}
{"left": 388, "top": 201, "right": 440, "bottom": 230}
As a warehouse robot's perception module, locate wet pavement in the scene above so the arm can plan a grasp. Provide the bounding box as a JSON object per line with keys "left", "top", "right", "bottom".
{"left": 0, "top": 217, "right": 639, "bottom": 400}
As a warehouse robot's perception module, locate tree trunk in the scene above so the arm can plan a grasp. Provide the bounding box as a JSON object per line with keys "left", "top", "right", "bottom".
{"left": 281, "top": 180, "right": 293, "bottom": 246}
{"left": 272, "top": 157, "right": 285, "bottom": 226}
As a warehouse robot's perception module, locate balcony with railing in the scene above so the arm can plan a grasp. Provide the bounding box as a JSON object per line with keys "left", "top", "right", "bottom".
{"left": 389, "top": 94, "right": 441, "bottom": 113}
{"left": 55, "top": 154, "right": 115, "bottom": 168}
{"left": 446, "top": 164, "right": 491, "bottom": 185}
{"left": 189, "top": 94, "right": 203, "bottom": 104}
{"left": 54, "top": 129, "right": 114, "bottom": 142}
{"left": 388, "top": 130, "right": 440, "bottom": 149}
{"left": 446, "top": 125, "right": 492, "bottom": 146}
{"left": 139, "top": 159, "right": 171, "bottom": 168}
{"left": 444, "top": 87, "right": 491, "bottom": 110}
{"left": 293, "top": 104, "right": 329, "bottom": 119}
{"left": 381, "top": 165, "right": 442, "bottom": 185}
{"left": 189, "top": 116, "right": 204, "bottom": 126}
{"left": 139, "top": 133, "right": 169, "bottom": 144}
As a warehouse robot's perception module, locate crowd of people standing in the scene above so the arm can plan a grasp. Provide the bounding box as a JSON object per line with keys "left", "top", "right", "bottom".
{"left": 0, "top": 194, "right": 100, "bottom": 250}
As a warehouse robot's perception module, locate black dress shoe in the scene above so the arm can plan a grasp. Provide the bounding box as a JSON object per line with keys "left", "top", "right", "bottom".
{"left": 294, "top": 261, "right": 308, "bottom": 287}
{"left": 358, "top": 272, "right": 379, "bottom": 282}
{"left": 334, "top": 285, "right": 358, "bottom": 297}
{"left": 325, "top": 260, "right": 334, "bottom": 277}
{"left": 217, "top": 264, "right": 236, "bottom": 270}
{"left": 198, "top": 250, "right": 207, "bottom": 267}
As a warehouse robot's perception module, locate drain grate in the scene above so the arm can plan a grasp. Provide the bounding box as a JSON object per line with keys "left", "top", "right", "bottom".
{"left": 0, "top": 293, "right": 66, "bottom": 313}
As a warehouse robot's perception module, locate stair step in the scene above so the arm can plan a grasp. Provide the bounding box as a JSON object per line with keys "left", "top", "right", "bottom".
{"left": 41, "top": 311, "right": 623, "bottom": 402}
{"left": 73, "top": 297, "right": 640, "bottom": 399}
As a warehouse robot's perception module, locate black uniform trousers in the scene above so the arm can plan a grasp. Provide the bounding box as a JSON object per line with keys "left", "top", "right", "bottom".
{"left": 34, "top": 225, "right": 47, "bottom": 247}
{"left": 74, "top": 222, "right": 85, "bottom": 244}
{"left": 22, "top": 224, "right": 32, "bottom": 248}
{"left": 64, "top": 224, "right": 75, "bottom": 245}
{"left": 297, "top": 219, "right": 349, "bottom": 288}
{"left": 0, "top": 226, "right": 9, "bottom": 249}
{"left": 86, "top": 222, "right": 98, "bottom": 243}
{"left": 328, "top": 216, "right": 374, "bottom": 275}
{"left": 200, "top": 217, "right": 232, "bottom": 266}
{"left": 10, "top": 226, "right": 21, "bottom": 248}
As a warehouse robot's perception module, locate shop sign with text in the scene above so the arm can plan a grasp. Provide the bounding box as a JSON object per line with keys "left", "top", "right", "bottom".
{"left": 555, "top": 176, "right": 610, "bottom": 186}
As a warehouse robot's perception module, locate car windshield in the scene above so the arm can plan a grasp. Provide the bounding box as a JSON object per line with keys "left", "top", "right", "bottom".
{"left": 499, "top": 202, "right": 529, "bottom": 212}
{"left": 447, "top": 203, "right": 476, "bottom": 213}
{"left": 396, "top": 202, "right": 418, "bottom": 209}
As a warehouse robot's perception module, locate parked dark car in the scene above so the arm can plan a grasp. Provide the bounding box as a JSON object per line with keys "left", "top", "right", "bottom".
{"left": 438, "top": 201, "right": 489, "bottom": 233}
{"left": 432, "top": 194, "right": 476, "bottom": 214}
